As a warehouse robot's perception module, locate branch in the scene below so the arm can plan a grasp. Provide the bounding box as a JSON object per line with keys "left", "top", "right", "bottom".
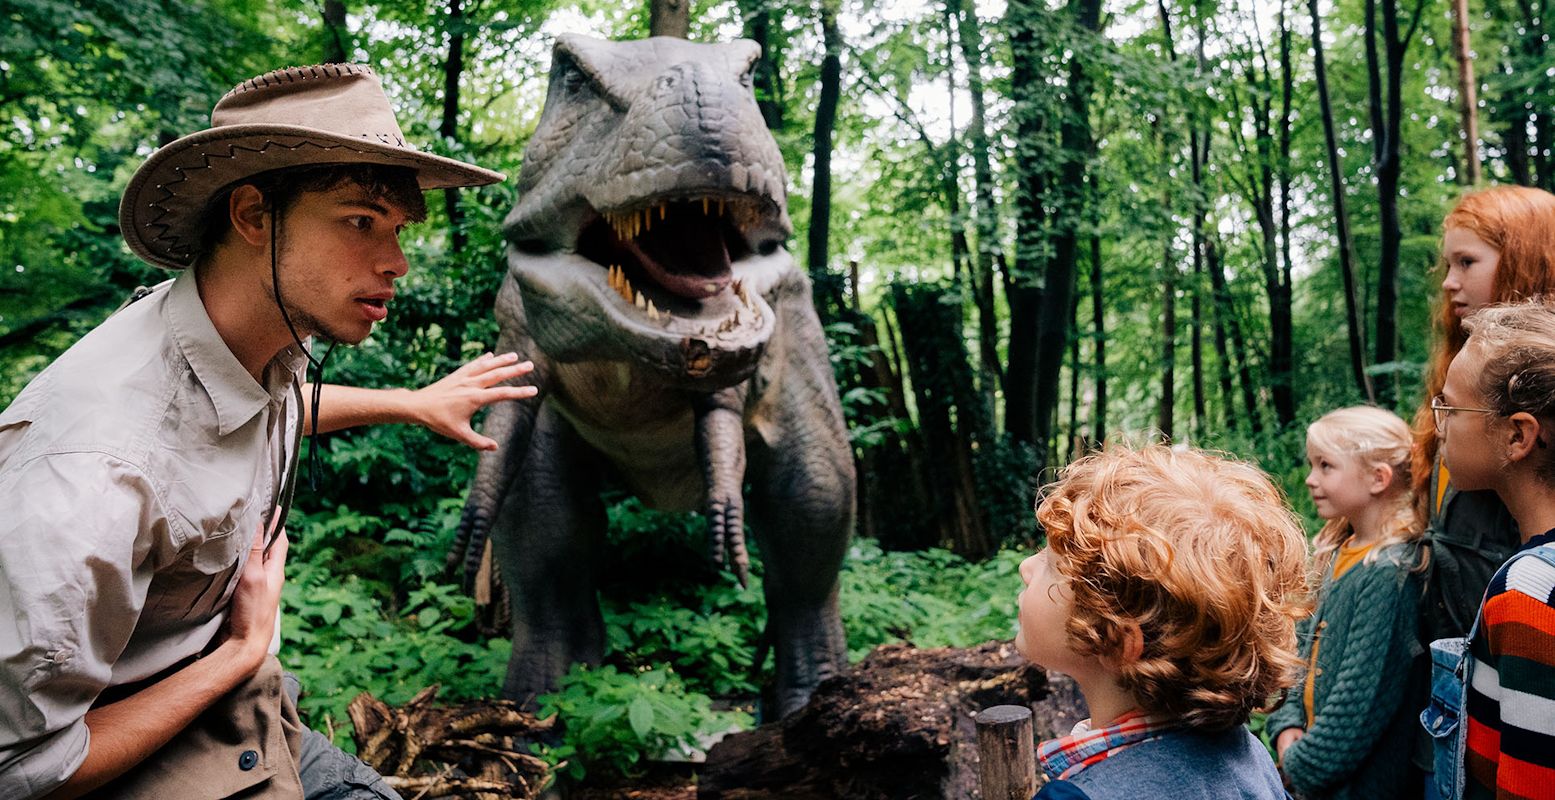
{"left": 1402, "top": 0, "right": 1428, "bottom": 51}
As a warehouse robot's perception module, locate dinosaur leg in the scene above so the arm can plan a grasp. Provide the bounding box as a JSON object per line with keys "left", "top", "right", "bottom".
{"left": 489, "top": 402, "right": 606, "bottom": 707}
{"left": 695, "top": 386, "right": 750, "bottom": 586}
{"left": 746, "top": 427, "right": 854, "bottom": 718}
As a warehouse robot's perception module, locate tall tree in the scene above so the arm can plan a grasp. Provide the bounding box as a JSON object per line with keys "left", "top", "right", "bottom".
{"left": 1003, "top": 0, "right": 1051, "bottom": 447}
{"left": 1224, "top": 12, "right": 1295, "bottom": 427}
{"left": 650, "top": 0, "right": 690, "bottom": 37}
{"left": 1451, "top": 0, "right": 1481, "bottom": 183}
{"left": 807, "top": 0, "right": 843, "bottom": 311}
{"left": 950, "top": 0, "right": 1007, "bottom": 393}
{"left": 739, "top": 0, "right": 786, "bottom": 129}
{"left": 1090, "top": 234, "right": 1107, "bottom": 443}
{"left": 1033, "top": 0, "right": 1104, "bottom": 457}
{"left": 1363, "top": 0, "right": 1426, "bottom": 403}
{"left": 1155, "top": 0, "right": 1179, "bottom": 439}
{"left": 323, "top": 0, "right": 349, "bottom": 63}
{"left": 1310, "top": 0, "right": 1375, "bottom": 402}
{"left": 441, "top": 0, "right": 467, "bottom": 254}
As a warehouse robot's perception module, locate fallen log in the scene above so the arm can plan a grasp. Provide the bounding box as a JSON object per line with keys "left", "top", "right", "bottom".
{"left": 698, "top": 641, "right": 1087, "bottom": 799}
{"left": 348, "top": 686, "right": 556, "bottom": 799}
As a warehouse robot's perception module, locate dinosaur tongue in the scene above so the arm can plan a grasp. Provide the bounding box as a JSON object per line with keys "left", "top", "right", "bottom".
{"left": 624, "top": 212, "right": 733, "bottom": 300}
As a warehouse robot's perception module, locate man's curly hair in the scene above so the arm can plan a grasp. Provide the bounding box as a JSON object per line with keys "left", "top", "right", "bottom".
{"left": 1036, "top": 444, "right": 1311, "bottom": 731}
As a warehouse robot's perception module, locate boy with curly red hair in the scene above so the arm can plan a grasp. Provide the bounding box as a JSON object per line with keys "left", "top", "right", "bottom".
{"left": 1018, "top": 444, "right": 1310, "bottom": 799}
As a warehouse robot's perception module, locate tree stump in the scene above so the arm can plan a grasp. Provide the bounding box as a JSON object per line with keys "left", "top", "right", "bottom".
{"left": 348, "top": 686, "right": 556, "bottom": 799}
{"left": 697, "top": 641, "right": 1087, "bottom": 799}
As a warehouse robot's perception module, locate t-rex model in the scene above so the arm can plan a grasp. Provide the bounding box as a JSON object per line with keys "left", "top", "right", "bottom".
{"left": 450, "top": 34, "right": 855, "bottom": 718}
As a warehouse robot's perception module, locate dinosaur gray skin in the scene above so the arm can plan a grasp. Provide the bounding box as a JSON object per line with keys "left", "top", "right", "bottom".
{"left": 451, "top": 34, "right": 855, "bottom": 718}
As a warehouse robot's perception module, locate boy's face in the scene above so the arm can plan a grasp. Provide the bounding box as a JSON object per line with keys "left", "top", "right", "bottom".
{"left": 1016, "top": 549, "right": 1087, "bottom": 674}
{"left": 1440, "top": 341, "right": 1499, "bottom": 490}
{"left": 1303, "top": 448, "right": 1376, "bottom": 522}
{"left": 274, "top": 183, "right": 414, "bottom": 345}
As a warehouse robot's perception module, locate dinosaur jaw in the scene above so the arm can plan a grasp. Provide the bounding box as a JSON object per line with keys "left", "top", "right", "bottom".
{"left": 507, "top": 244, "right": 790, "bottom": 388}
{"left": 571, "top": 192, "right": 787, "bottom": 336}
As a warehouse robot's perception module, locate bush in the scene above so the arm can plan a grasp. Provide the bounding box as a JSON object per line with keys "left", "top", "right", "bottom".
{"left": 536, "top": 664, "right": 752, "bottom": 781}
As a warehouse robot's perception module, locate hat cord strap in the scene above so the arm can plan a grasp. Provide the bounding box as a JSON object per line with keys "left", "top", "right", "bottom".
{"left": 271, "top": 208, "right": 337, "bottom": 492}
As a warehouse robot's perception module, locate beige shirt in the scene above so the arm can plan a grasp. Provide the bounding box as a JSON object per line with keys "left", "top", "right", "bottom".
{"left": 0, "top": 270, "right": 304, "bottom": 799}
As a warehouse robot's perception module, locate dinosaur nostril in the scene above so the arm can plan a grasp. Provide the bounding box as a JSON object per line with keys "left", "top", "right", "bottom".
{"left": 657, "top": 75, "right": 677, "bottom": 92}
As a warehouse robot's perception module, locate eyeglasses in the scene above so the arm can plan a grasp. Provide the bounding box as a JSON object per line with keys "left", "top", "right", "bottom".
{"left": 1431, "top": 394, "right": 1494, "bottom": 433}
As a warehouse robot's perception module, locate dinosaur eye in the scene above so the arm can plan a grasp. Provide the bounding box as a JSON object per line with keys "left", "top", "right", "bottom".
{"left": 562, "top": 69, "right": 588, "bottom": 96}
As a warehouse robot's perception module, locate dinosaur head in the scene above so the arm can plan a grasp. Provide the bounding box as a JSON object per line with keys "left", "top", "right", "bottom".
{"left": 505, "top": 35, "right": 793, "bottom": 388}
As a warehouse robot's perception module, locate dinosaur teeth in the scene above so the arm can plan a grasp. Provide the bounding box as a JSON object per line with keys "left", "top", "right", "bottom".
{"left": 702, "top": 197, "right": 709, "bottom": 215}
{"left": 634, "top": 290, "right": 646, "bottom": 310}
{"left": 647, "top": 299, "right": 660, "bottom": 322}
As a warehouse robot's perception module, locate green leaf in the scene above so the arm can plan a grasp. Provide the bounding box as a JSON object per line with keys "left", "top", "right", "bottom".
{"left": 627, "top": 696, "right": 655, "bottom": 739}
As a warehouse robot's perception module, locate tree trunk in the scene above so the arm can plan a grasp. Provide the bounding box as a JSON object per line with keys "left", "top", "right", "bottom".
{"left": 952, "top": 0, "right": 1007, "bottom": 394}
{"left": 323, "top": 0, "right": 348, "bottom": 63}
{"left": 1452, "top": 0, "right": 1481, "bottom": 183}
{"left": 1311, "top": 0, "right": 1376, "bottom": 403}
{"left": 942, "top": 5, "right": 972, "bottom": 285}
{"left": 1207, "top": 235, "right": 1261, "bottom": 435}
{"left": 650, "top": 0, "right": 691, "bottom": 37}
{"left": 740, "top": 0, "right": 786, "bottom": 129}
{"left": 1158, "top": 229, "right": 1176, "bottom": 440}
{"left": 1004, "top": 0, "right": 1049, "bottom": 448}
{"left": 1032, "top": 0, "right": 1103, "bottom": 460}
{"left": 1366, "top": 0, "right": 1407, "bottom": 406}
{"left": 1278, "top": 0, "right": 1296, "bottom": 423}
{"left": 808, "top": 0, "right": 843, "bottom": 312}
{"left": 1067, "top": 294, "right": 1081, "bottom": 460}
{"left": 441, "top": 0, "right": 466, "bottom": 254}
{"left": 1090, "top": 234, "right": 1107, "bottom": 444}
{"left": 1156, "top": 0, "right": 1177, "bottom": 440}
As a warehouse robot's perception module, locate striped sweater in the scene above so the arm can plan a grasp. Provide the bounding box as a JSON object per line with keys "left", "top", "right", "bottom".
{"left": 1465, "top": 530, "right": 1555, "bottom": 800}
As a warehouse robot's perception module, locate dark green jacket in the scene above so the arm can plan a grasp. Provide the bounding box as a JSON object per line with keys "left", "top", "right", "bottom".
{"left": 1268, "top": 541, "right": 1425, "bottom": 800}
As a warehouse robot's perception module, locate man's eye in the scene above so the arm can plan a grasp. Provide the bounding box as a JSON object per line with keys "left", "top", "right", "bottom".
{"left": 348, "top": 216, "right": 372, "bottom": 230}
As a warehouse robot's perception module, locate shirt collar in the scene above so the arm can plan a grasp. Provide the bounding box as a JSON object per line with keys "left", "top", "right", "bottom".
{"left": 1037, "top": 711, "right": 1177, "bottom": 781}
{"left": 165, "top": 270, "right": 307, "bottom": 436}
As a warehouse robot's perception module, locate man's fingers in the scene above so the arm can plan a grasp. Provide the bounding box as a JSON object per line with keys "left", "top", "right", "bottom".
{"left": 489, "top": 385, "right": 538, "bottom": 402}
{"left": 475, "top": 360, "right": 533, "bottom": 387}
{"left": 465, "top": 352, "right": 520, "bottom": 379}
{"left": 266, "top": 528, "right": 289, "bottom": 562}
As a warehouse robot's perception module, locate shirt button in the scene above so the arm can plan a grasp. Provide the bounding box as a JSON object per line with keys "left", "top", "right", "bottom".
{"left": 238, "top": 749, "right": 259, "bottom": 771}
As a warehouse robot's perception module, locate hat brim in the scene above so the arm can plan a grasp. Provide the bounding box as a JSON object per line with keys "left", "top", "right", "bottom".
{"left": 120, "top": 124, "right": 506, "bottom": 270}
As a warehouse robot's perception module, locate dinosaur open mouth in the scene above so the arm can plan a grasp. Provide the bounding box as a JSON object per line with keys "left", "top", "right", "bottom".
{"left": 575, "top": 195, "right": 782, "bottom": 323}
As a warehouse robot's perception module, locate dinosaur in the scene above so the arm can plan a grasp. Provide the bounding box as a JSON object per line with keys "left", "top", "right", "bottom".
{"left": 449, "top": 34, "right": 855, "bottom": 718}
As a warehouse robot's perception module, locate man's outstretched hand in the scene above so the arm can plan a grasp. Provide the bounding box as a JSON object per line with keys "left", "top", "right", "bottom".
{"left": 409, "top": 352, "right": 537, "bottom": 450}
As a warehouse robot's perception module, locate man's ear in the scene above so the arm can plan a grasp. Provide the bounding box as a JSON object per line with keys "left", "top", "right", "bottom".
{"left": 1369, "top": 462, "right": 1395, "bottom": 497}
{"left": 1506, "top": 412, "right": 1545, "bottom": 464}
{"left": 228, "top": 184, "right": 270, "bottom": 249}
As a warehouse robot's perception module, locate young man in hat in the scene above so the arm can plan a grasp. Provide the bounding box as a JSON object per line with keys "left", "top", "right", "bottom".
{"left": 0, "top": 65, "right": 528, "bottom": 798}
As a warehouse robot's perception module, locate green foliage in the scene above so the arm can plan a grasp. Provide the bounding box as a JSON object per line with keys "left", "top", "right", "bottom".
{"left": 838, "top": 539, "right": 1025, "bottom": 661}
{"left": 536, "top": 664, "right": 751, "bottom": 781}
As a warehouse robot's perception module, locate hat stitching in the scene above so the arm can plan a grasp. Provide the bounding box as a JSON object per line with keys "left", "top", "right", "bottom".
{"left": 138, "top": 137, "right": 424, "bottom": 263}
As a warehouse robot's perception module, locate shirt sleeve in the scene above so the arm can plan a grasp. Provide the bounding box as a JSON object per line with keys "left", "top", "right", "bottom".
{"left": 1265, "top": 612, "right": 1314, "bottom": 740}
{"left": 0, "top": 452, "right": 170, "bottom": 800}
{"left": 1477, "top": 555, "right": 1555, "bottom": 795}
{"left": 1279, "top": 560, "right": 1419, "bottom": 796}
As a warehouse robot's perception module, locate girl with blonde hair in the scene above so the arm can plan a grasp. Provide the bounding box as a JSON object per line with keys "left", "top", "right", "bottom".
{"left": 1269, "top": 406, "right": 1425, "bottom": 800}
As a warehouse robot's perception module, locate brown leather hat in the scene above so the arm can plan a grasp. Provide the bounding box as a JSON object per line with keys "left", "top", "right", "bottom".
{"left": 120, "top": 64, "right": 505, "bottom": 270}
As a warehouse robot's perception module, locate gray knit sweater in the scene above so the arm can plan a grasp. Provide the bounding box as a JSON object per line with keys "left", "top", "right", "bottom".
{"left": 1268, "top": 540, "right": 1425, "bottom": 800}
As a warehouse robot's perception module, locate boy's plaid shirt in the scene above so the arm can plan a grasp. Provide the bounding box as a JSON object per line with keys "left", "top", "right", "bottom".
{"left": 1036, "top": 710, "right": 1178, "bottom": 780}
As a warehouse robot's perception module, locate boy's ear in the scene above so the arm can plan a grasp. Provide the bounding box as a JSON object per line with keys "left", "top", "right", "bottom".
{"left": 1114, "top": 621, "right": 1144, "bottom": 665}
{"left": 1506, "top": 412, "right": 1545, "bottom": 464}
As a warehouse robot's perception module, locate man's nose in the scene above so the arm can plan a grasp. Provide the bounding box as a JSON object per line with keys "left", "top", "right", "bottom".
{"left": 382, "top": 243, "right": 410, "bottom": 279}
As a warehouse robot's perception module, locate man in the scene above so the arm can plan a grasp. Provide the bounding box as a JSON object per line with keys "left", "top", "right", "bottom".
{"left": 0, "top": 64, "right": 529, "bottom": 798}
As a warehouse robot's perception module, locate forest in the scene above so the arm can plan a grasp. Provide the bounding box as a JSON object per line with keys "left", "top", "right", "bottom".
{"left": 0, "top": 0, "right": 1543, "bottom": 790}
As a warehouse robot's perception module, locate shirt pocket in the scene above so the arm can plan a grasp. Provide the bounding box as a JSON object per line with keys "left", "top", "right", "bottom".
{"left": 142, "top": 508, "right": 250, "bottom": 626}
